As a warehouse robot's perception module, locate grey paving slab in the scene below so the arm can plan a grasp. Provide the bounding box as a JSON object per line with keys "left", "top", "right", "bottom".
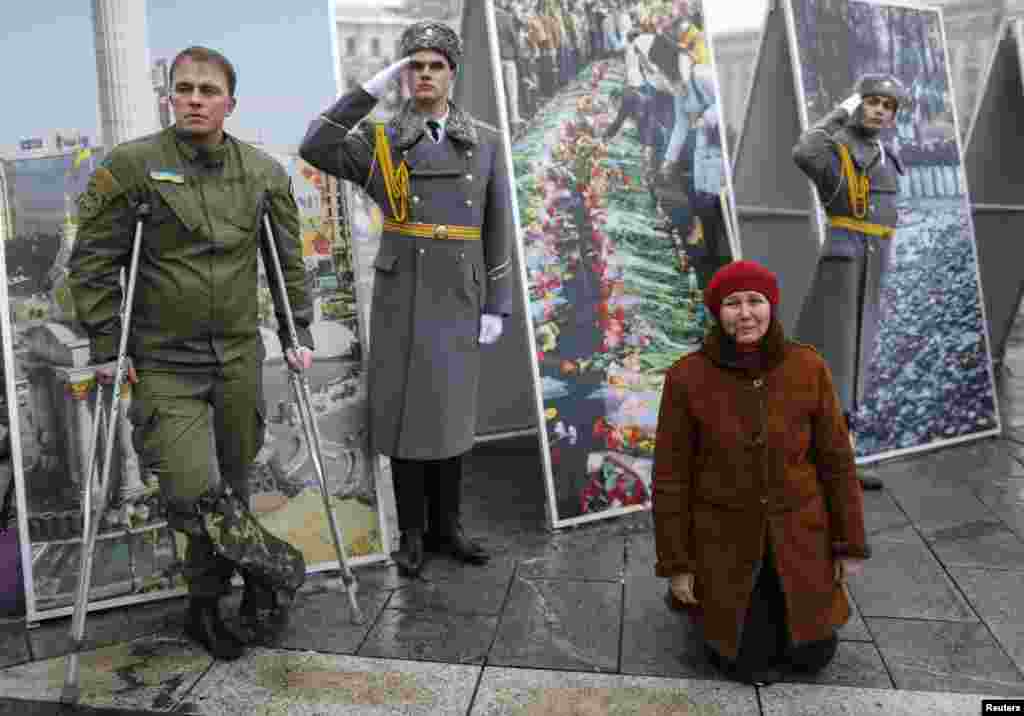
{"left": 885, "top": 476, "right": 997, "bottom": 534}
{"left": 270, "top": 585, "right": 391, "bottom": 654}
{"left": 0, "top": 620, "right": 29, "bottom": 669}
{"left": 28, "top": 598, "right": 184, "bottom": 661}
{"left": 184, "top": 649, "right": 479, "bottom": 715}
{"left": 472, "top": 666, "right": 757, "bottom": 716}
{"left": 845, "top": 528, "right": 977, "bottom": 621}
{"left": 986, "top": 620, "right": 1024, "bottom": 674}
{"left": 861, "top": 490, "right": 911, "bottom": 538}
{"left": 760, "top": 684, "right": 998, "bottom": 715}
{"left": 837, "top": 587, "right": 872, "bottom": 642}
{"left": 0, "top": 633, "right": 210, "bottom": 710}
{"left": 515, "top": 531, "right": 626, "bottom": 582}
{"left": 489, "top": 577, "right": 621, "bottom": 672}
{"left": 973, "top": 477, "right": 1024, "bottom": 539}
{"left": 620, "top": 576, "right": 716, "bottom": 679}
{"left": 867, "top": 617, "right": 1024, "bottom": 696}
{"left": 418, "top": 555, "right": 519, "bottom": 585}
{"left": 623, "top": 531, "right": 656, "bottom": 579}
{"left": 391, "top": 567, "right": 513, "bottom": 616}
{"left": 357, "top": 610, "right": 497, "bottom": 664}
{"left": 949, "top": 566, "right": 1024, "bottom": 623}
{"left": 781, "top": 641, "right": 892, "bottom": 689}
{"left": 925, "top": 520, "right": 1024, "bottom": 570}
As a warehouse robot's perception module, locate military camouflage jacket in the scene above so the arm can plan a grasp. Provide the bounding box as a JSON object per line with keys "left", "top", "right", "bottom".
{"left": 70, "top": 127, "right": 313, "bottom": 367}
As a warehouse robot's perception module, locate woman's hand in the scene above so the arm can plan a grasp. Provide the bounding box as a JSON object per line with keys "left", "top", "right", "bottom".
{"left": 670, "top": 573, "right": 698, "bottom": 605}
{"left": 834, "top": 558, "right": 865, "bottom": 583}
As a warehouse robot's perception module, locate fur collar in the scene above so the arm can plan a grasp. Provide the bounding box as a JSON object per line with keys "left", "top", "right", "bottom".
{"left": 701, "top": 319, "right": 787, "bottom": 374}
{"left": 387, "top": 100, "right": 479, "bottom": 151}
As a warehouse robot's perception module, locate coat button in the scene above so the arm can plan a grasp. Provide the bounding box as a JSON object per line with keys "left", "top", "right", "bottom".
{"left": 419, "top": 248, "right": 425, "bottom": 255}
{"left": 465, "top": 199, "right": 473, "bottom": 207}
{"left": 760, "top": 497, "right": 768, "bottom": 505}
{"left": 465, "top": 173, "right": 474, "bottom": 181}
{"left": 412, "top": 196, "right": 421, "bottom": 204}
{"left": 467, "top": 151, "right": 473, "bottom": 158}
{"left": 753, "top": 379, "right": 763, "bottom": 388}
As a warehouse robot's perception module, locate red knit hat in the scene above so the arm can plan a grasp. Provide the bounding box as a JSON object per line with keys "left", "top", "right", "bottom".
{"left": 704, "top": 260, "right": 780, "bottom": 319}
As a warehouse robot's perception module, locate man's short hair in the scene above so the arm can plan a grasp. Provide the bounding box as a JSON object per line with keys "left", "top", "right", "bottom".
{"left": 169, "top": 46, "right": 238, "bottom": 97}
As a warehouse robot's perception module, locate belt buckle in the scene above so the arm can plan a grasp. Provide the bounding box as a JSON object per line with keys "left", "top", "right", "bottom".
{"left": 433, "top": 224, "right": 449, "bottom": 240}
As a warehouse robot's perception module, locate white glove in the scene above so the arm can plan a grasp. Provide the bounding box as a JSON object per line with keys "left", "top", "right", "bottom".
{"left": 839, "top": 93, "right": 863, "bottom": 115}
{"left": 478, "top": 314, "right": 504, "bottom": 344}
{"left": 361, "top": 56, "right": 413, "bottom": 99}
{"left": 670, "top": 573, "right": 698, "bottom": 605}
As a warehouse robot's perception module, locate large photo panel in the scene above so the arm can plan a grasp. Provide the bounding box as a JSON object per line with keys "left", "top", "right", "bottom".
{"left": 787, "top": 0, "right": 1000, "bottom": 461}
{"left": 500, "top": 0, "right": 738, "bottom": 526}
{"left": 0, "top": 0, "right": 388, "bottom": 623}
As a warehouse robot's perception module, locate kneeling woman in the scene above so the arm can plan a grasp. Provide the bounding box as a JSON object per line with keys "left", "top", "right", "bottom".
{"left": 652, "top": 260, "right": 869, "bottom": 684}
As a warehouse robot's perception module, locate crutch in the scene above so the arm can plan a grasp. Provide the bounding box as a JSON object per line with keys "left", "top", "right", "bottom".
{"left": 259, "top": 198, "right": 364, "bottom": 625}
{"left": 62, "top": 202, "right": 150, "bottom": 704}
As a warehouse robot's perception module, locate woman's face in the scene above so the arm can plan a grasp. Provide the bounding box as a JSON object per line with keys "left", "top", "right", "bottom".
{"left": 719, "top": 291, "right": 771, "bottom": 344}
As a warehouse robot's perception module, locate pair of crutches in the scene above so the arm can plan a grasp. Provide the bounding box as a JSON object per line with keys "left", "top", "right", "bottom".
{"left": 62, "top": 197, "right": 362, "bottom": 704}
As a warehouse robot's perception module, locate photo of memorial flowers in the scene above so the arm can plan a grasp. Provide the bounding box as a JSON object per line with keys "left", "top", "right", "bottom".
{"left": 505, "top": 0, "right": 734, "bottom": 523}
{"left": 791, "top": 0, "right": 1000, "bottom": 458}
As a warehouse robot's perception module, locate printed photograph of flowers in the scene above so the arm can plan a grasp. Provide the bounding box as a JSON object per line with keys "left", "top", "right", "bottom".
{"left": 507, "top": 0, "right": 734, "bottom": 523}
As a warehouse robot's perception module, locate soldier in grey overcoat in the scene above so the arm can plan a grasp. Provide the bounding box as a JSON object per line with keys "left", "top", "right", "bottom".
{"left": 299, "top": 22, "right": 515, "bottom": 576}
{"left": 793, "top": 74, "right": 907, "bottom": 490}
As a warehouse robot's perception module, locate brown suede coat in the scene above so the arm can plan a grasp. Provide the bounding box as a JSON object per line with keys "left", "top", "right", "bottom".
{"left": 652, "top": 320, "right": 869, "bottom": 659}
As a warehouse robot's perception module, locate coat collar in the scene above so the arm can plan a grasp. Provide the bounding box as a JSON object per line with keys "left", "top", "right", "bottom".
{"left": 701, "top": 319, "right": 787, "bottom": 374}
{"left": 388, "top": 100, "right": 479, "bottom": 151}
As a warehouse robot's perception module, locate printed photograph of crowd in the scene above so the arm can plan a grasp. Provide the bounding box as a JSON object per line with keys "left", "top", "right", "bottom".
{"left": 500, "top": 0, "right": 736, "bottom": 523}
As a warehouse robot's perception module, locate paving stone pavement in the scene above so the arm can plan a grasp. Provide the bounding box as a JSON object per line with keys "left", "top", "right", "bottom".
{"left": 2, "top": 307, "right": 1024, "bottom": 714}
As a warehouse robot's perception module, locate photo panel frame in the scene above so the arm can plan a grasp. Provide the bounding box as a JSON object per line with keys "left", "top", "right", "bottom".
{"left": 0, "top": 0, "right": 391, "bottom": 624}
{"left": 490, "top": 0, "right": 740, "bottom": 527}
{"left": 964, "top": 18, "right": 1024, "bottom": 369}
{"left": 783, "top": 0, "right": 1001, "bottom": 462}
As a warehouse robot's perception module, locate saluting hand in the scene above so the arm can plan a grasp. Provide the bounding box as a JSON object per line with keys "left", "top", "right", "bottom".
{"left": 362, "top": 56, "right": 414, "bottom": 99}
{"left": 839, "top": 93, "right": 863, "bottom": 115}
{"left": 478, "top": 314, "right": 504, "bottom": 345}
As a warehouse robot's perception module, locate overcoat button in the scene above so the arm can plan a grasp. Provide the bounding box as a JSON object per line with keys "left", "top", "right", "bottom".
{"left": 412, "top": 196, "right": 421, "bottom": 204}
{"left": 419, "top": 248, "right": 425, "bottom": 255}
{"left": 753, "top": 379, "right": 763, "bottom": 388}
{"left": 760, "top": 497, "right": 768, "bottom": 505}
{"left": 465, "top": 199, "right": 473, "bottom": 207}
{"left": 465, "top": 173, "right": 474, "bottom": 181}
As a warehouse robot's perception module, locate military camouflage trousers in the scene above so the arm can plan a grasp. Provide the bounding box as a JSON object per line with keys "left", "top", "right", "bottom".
{"left": 167, "top": 487, "right": 306, "bottom": 601}
{"left": 130, "top": 359, "right": 306, "bottom": 600}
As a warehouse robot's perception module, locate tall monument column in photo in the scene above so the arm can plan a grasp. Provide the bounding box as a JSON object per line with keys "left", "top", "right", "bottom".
{"left": 91, "top": 0, "right": 160, "bottom": 147}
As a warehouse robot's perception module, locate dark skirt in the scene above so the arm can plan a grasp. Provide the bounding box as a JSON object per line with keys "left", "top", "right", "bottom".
{"left": 705, "top": 536, "right": 838, "bottom": 682}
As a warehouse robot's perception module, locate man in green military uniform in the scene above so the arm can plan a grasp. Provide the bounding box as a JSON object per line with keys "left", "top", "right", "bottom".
{"left": 69, "top": 46, "right": 313, "bottom": 660}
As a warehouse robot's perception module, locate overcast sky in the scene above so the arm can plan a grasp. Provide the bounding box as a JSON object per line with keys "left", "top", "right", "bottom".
{"left": 0, "top": 0, "right": 770, "bottom": 151}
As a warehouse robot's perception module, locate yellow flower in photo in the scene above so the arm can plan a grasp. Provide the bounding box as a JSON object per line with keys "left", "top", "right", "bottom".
{"left": 545, "top": 407, "right": 558, "bottom": 421}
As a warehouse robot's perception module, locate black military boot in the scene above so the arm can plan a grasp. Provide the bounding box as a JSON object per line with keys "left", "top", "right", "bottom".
{"left": 425, "top": 459, "right": 489, "bottom": 565}
{"left": 185, "top": 597, "right": 244, "bottom": 660}
{"left": 238, "top": 577, "right": 294, "bottom": 646}
{"left": 391, "top": 527, "right": 425, "bottom": 577}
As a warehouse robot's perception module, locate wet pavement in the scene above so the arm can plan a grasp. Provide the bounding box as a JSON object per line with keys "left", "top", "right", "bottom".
{"left": 1, "top": 305, "right": 1023, "bottom": 713}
